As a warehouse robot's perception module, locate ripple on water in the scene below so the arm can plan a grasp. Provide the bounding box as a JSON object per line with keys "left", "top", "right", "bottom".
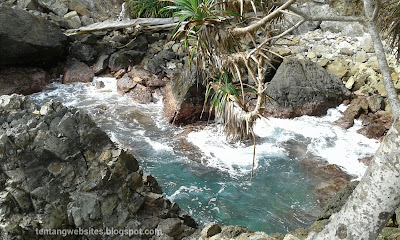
{"left": 29, "top": 78, "right": 379, "bottom": 234}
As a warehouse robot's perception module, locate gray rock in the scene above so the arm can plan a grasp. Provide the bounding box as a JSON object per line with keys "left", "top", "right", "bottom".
{"left": 80, "top": 15, "right": 94, "bottom": 26}
{"left": 201, "top": 222, "right": 222, "bottom": 238}
{"left": 93, "top": 54, "right": 110, "bottom": 75}
{"left": 16, "top": 0, "right": 37, "bottom": 10}
{"left": 264, "top": 57, "right": 351, "bottom": 118}
{"left": 318, "top": 181, "right": 359, "bottom": 220}
{"left": 69, "top": 43, "right": 97, "bottom": 64}
{"left": 361, "top": 35, "right": 374, "bottom": 53}
{"left": 67, "top": 15, "right": 82, "bottom": 29}
{"left": 355, "top": 50, "right": 368, "bottom": 63}
{"left": 0, "top": 95, "right": 198, "bottom": 238}
{"left": 340, "top": 48, "right": 354, "bottom": 56}
{"left": 0, "top": 7, "right": 67, "bottom": 67}
{"left": 37, "top": 0, "right": 68, "bottom": 16}
{"left": 109, "top": 50, "right": 146, "bottom": 72}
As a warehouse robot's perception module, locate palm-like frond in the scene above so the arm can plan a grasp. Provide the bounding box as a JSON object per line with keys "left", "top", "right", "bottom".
{"left": 379, "top": 0, "right": 400, "bottom": 60}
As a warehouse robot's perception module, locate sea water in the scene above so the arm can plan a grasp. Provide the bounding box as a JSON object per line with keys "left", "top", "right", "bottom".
{"left": 30, "top": 78, "right": 379, "bottom": 233}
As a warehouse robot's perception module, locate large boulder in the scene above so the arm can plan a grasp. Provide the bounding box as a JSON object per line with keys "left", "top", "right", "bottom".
{"left": 0, "top": 67, "right": 52, "bottom": 95}
{"left": 0, "top": 7, "right": 67, "bottom": 67}
{"left": 263, "top": 58, "right": 351, "bottom": 118}
{"left": 163, "top": 66, "right": 212, "bottom": 125}
{"left": 0, "top": 94, "right": 197, "bottom": 239}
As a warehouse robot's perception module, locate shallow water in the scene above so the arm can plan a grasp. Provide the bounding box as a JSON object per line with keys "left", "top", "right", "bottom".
{"left": 29, "top": 78, "right": 379, "bottom": 233}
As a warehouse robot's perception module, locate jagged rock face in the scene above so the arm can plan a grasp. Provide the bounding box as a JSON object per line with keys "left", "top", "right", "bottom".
{"left": 0, "top": 95, "right": 197, "bottom": 239}
{"left": 163, "top": 68, "right": 212, "bottom": 125}
{"left": 0, "top": 7, "right": 67, "bottom": 67}
{"left": 263, "top": 58, "right": 351, "bottom": 118}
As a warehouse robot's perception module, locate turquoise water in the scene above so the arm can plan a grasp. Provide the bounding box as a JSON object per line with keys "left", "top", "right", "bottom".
{"left": 30, "top": 78, "right": 379, "bottom": 234}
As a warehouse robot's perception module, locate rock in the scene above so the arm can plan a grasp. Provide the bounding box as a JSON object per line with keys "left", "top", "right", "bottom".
{"left": 360, "top": 34, "right": 374, "bottom": 53}
{"left": 80, "top": 15, "right": 95, "bottom": 26}
{"left": 114, "top": 69, "right": 126, "bottom": 79}
{"left": 326, "top": 60, "right": 348, "bottom": 78}
{"left": 359, "top": 156, "right": 373, "bottom": 166}
{"left": 125, "top": 84, "right": 153, "bottom": 103}
{"left": 318, "top": 181, "right": 359, "bottom": 220}
{"left": 218, "top": 225, "right": 254, "bottom": 239}
{"left": 357, "top": 122, "right": 387, "bottom": 139}
{"left": 147, "top": 49, "right": 176, "bottom": 75}
{"left": 201, "top": 222, "right": 222, "bottom": 238}
{"left": 345, "top": 76, "right": 355, "bottom": 89}
{"left": 0, "top": 67, "right": 51, "bottom": 95}
{"left": 0, "top": 95, "right": 197, "bottom": 238}
{"left": 156, "top": 218, "right": 184, "bottom": 239}
{"left": 93, "top": 54, "right": 110, "bottom": 75}
{"left": 63, "top": 59, "right": 94, "bottom": 84}
{"left": 163, "top": 65, "right": 212, "bottom": 124}
{"left": 66, "top": 15, "right": 82, "bottom": 29}
{"left": 355, "top": 50, "right": 368, "bottom": 63}
{"left": 117, "top": 76, "right": 153, "bottom": 103}
{"left": 263, "top": 58, "right": 350, "bottom": 118}
{"left": 127, "top": 66, "right": 165, "bottom": 88}
{"left": 63, "top": 11, "right": 78, "bottom": 20}
{"left": 334, "top": 97, "right": 368, "bottom": 129}
{"left": 367, "top": 94, "right": 384, "bottom": 112}
{"left": 108, "top": 50, "right": 145, "bottom": 72}
{"left": 340, "top": 48, "right": 353, "bottom": 56}
{"left": 16, "top": 0, "right": 37, "bottom": 10}
{"left": 67, "top": 0, "right": 91, "bottom": 17}
{"left": 117, "top": 75, "right": 137, "bottom": 94}
{"left": 0, "top": 7, "right": 67, "bottom": 67}
{"left": 68, "top": 43, "right": 97, "bottom": 64}
{"left": 37, "top": 0, "right": 68, "bottom": 16}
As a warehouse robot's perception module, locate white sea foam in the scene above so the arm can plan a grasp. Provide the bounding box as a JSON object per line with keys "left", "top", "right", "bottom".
{"left": 187, "top": 126, "right": 286, "bottom": 177}
{"left": 189, "top": 105, "right": 380, "bottom": 178}
{"left": 168, "top": 185, "right": 203, "bottom": 202}
{"left": 145, "top": 137, "right": 174, "bottom": 152}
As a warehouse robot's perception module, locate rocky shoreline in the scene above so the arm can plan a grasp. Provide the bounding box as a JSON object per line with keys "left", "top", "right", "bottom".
{"left": 1, "top": 0, "right": 400, "bottom": 239}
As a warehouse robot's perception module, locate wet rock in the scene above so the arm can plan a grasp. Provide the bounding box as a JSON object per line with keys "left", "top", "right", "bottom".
{"left": 117, "top": 75, "right": 137, "bottom": 94}
{"left": 63, "top": 59, "right": 94, "bottom": 84}
{"left": 0, "top": 6, "right": 67, "bottom": 67}
{"left": 201, "top": 222, "right": 222, "bottom": 238}
{"left": 357, "top": 122, "right": 387, "bottom": 139}
{"left": 0, "top": 67, "right": 51, "bottom": 95}
{"left": 263, "top": 58, "right": 350, "bottom": 118}
{"left": 334, "top": 97, "right": 368, "bottom": 129}
{"left": 127, "top": 66, "right": 165, "bottom": 88}
{"left": 0, "top": 94, "right": 198, "bottom": 239}
{"left": 318, "top": 181, "right": 359, "bottom": 220}
{"left": 125, "top": 84, "right": 153, "bottom": 103}
{"left": 358, "top": 156, "right": 373, "bottom": 166}
{"left": 163, "top": 66, "right": 212, "bottom": 124}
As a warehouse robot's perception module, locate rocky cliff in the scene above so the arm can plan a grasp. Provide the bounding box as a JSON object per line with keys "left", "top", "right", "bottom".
{"left": 0, "top": 94, "right": 197, "bottom": 239}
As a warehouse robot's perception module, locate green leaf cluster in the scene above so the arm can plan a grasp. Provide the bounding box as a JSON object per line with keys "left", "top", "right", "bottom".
{"left": 125, "top": 0, "right": 174, "bottom": 18}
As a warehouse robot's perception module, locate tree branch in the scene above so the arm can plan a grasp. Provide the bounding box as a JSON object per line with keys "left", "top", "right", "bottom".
{"left": 230, "top": 0, "right": 297, "bottom": 37}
